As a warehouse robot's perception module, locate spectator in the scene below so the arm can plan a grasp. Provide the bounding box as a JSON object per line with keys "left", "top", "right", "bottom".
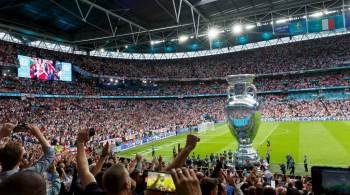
{"left": 0, "top": 123, "right": 54, "bottom": 182}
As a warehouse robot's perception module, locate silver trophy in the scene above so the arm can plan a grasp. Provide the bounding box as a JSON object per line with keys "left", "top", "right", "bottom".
{"left": 225, "top": 74, "right": 261, "bottom": 167}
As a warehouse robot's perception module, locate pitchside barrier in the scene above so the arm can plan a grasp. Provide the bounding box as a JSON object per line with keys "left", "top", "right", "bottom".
{"left": 262, "top": 117, "right": 350, "bottom": 122}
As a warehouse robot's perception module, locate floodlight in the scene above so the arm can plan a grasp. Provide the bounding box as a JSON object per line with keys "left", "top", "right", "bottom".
{"left": 310, "top": 11, "right": 324, "bottom": 18}
{"left": 150, "top": 40, "right": 164, "bottom": 45}
{"left": 276, "top": 18, "right": 289, "bottom": 24}
{"left": 245, "top": 24, "right": 255, "bottom": 30}
{"left": 232, "top": 24, "right": 243, "bottom": 34}
{"left": 100, "top": 48, "right": 105, "bottom": 52}
{"left": 324, "top": 10, "right": 336, "bottom": 15}
{"left": 178, "top": 35, "right": 189, "bottom": 43}
{"left": 208, "top": 28, "right": 219, "bottom": 39}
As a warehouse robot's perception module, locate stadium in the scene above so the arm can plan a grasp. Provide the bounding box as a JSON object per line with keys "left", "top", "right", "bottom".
{"left": 0, "top": 0, "right": 350, "bottom": 194}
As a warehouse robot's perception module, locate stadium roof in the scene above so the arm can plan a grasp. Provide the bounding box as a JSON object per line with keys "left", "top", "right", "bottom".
{"left": 0, "top": 0, "right": 345, "bottom": 52}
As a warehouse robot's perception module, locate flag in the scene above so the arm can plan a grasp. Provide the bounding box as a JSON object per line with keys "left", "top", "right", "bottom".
{"left": 322, "top": 18, "right": 336, "bottom": 31}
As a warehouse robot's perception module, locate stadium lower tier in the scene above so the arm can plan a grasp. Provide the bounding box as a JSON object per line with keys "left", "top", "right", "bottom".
{"left": 1, "top": 94, "right": 349, "bottom": 148}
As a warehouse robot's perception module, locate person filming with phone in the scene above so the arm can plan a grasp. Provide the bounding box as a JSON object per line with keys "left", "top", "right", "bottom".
{"left": 0, "top": 122, "right": 55, "bottom": 182}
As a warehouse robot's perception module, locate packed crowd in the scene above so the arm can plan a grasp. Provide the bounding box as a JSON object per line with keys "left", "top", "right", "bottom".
{"left": 0, "top": 97, "right": 225, "bottom": 148}
{"left": 1, "top": 34, "right": 350, "bottom": 78}
{"left": 1, "top": 95, "right": 349, "bottom": 148}
{"left": 0, "top": 121, "right": 313, "bottom": 195}
{"left": 261, "top": 95, "right": 350, "bottom": 118}
{"left": 256, "top": 73, "right": 350, "bottom": 91}
{"left": 0, "top": 71, "right": 349, "bottom": 96}
{"left": 0, "top": 93, "right": 348, "bottom": 195}
{"left": 1, "top": 33, "right": 349, "bottom": 194}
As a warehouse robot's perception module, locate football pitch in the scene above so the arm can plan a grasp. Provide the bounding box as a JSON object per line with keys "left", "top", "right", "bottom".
{"left": 118, "top": 121, "right": 350, "bottom": 175}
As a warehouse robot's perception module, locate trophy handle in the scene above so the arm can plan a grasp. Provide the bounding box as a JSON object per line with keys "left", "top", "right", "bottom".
{"left": 227, "top": 86, "right": 235, "bottom": 98}
{"left": 246, "top": 84, "right": 257, "bottom": 98}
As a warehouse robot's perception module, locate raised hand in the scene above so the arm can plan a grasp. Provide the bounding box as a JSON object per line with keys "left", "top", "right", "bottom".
{"left": 184, "top": 134, "right": 200, "bottom": 151}
{"left": 76, "top": 129, "right": 90, "bottom": 144}
{"left": 27, "top": 123, "right": 41, "bottom": 137}
{"left": 171, "top": 167, "right": 201, "bottom": 195}
{"left": 101, "top": 142, "right": 110, "bottom": 157}
{"left": 0, "top": 123, "right": 16, "bottom": 138}
{"left": 221, "top": 171, "right": 237, "bottom": 186}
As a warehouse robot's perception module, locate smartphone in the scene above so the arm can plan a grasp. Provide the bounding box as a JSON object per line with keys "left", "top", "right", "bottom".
{"left": 88, "top": 128, "right": 95, "bottom": 137}
{"left": 146, "top": 171, "right": 176, "bottom": 192}
{"left": 312, "top": 166, "right": 350, "bottom": 195}
{"left": 271, "top": 180, "right": 275, "bottom": 188}
{"left": 13, "top": 123, "right": 28, "bottom": 132}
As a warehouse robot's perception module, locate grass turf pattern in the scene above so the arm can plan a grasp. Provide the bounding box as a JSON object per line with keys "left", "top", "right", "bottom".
{"left": 118, "top": 121, "right": 350, "bottom": 174}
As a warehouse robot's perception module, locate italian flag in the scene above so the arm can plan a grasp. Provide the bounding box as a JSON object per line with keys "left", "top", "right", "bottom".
{"left": 322, "top": 18, "right": 335, "bottom": 31}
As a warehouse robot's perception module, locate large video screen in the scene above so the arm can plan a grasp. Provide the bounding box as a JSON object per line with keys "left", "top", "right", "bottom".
{"left": 18, "top": 55, "right": 72, "bottom": 81}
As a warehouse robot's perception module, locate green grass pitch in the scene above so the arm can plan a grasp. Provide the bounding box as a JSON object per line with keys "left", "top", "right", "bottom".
{"left": 118, "top": 121, "right": 350, "bottom": 175}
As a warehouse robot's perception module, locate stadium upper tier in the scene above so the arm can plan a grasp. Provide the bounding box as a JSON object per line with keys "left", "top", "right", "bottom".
{"left": 1, "top": 34, "right": 350, "bottom": 79}
{"left": 1, "top": 71, "right": 349, "bottom": 96}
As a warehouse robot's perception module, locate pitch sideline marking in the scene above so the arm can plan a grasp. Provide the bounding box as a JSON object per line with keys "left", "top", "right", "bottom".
{"left": 271, "top": 128, "right": 289, "bottom": 136}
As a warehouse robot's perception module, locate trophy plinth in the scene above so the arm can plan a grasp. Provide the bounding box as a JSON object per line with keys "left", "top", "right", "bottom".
{"left": 225, "top": 74, "right": 261, "bottom": 168}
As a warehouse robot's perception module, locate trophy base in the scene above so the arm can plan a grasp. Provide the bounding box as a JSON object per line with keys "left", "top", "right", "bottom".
{"left": 234, "top": 144, "right": 260, "bottom": 169}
